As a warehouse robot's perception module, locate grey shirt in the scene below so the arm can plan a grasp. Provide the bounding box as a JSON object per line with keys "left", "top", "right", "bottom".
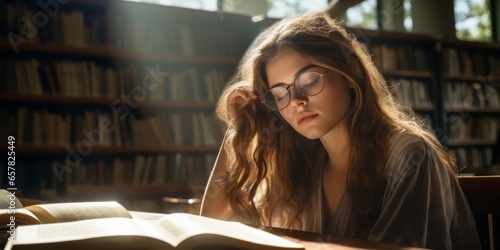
{"left": 296, "top": 130, "right": 481, "bottom": 249}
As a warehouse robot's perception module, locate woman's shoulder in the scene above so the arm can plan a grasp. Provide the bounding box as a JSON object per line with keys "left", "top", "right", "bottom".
{"left": 387, "top": 129, "right": 428, "bottom": 155}
{"left": 384, "top": 129, "right": 447, "bottom": 180}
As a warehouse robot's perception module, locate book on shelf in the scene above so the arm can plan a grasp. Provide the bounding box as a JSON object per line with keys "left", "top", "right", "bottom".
{"left": 443, "top": 47, "right": 500, "bottom": 76}
{"left": 5, "top": 107, "right": 224, "bottom": 147}
{"left": 62, "top": 153, "right": 216, "bottom": 187}
{"left": 2, "top": 195, "right": 304, "bottom": 250}
{"left": 445, "top": 115, "right": 498, "bottom": 142}
{"left": 1, "top": 58, "right": 230, "bottom": 102}
{"left": 369, "top": 44, "right": 430, "bottom": 71}
{"left": 448, "top": 147, "right": 494, "bottom": 170}
{"left": 386, "top": 78, "right": 434, "bottom": 108}
{"left": 443, "top": 81, "right": 500, "bottom": 108}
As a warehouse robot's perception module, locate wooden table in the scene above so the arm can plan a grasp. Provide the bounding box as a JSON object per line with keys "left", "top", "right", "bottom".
{"left": 130, "top": 211, "right": 429, "bottom": 250}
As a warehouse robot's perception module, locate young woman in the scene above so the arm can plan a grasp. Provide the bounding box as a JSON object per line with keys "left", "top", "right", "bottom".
{"left": 200, "top": 10, "right": 480, "bottom": 249}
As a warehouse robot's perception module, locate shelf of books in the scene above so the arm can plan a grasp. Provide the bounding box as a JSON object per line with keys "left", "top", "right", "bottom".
{"left": 0, "top": 0, "right": 258, "bottom": 211}
{"left": 350, "top": 28, "right": 439, "bottom": 130}
{"left": 439, "top": 39, "right": 500, "bottom": 175}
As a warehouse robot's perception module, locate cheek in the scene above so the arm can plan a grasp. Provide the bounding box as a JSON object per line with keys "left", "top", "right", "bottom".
{"left": 316, "top": 82, "right": 352, "bottom": 117}
{"left": 279, "top": 109, "right": 295, "bottom": 123}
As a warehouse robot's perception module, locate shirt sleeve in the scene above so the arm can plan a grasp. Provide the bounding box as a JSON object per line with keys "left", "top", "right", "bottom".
{"left": 367, "top": 136, "right": 480, "bottom": 250}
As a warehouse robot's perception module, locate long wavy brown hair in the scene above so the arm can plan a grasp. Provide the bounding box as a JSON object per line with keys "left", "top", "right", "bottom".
{"left": 215, "top": 11, "right": 456, "bottom": 237}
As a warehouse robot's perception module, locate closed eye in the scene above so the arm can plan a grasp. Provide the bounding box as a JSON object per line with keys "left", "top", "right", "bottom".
{"left": 275, "top": 92, "right": 289, "bottom": 102}
{"left": 302, "top": 78, "right": 320, "bottom": 89}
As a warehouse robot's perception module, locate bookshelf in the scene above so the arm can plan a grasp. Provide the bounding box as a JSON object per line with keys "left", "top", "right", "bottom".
{"left": 439, "top": 39, "right": 500, "bottom": 175}
{"left": 0, "top": 0, "right": 258, "bottom": 212}
{"left": 2, "top": 1, "right": 500, "bottom": 213}
{"left": 346, "top": 28, "right": 440, "bottom": 131}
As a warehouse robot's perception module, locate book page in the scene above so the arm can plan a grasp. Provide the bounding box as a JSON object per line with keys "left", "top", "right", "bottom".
{"left": 1, "top": 208, "right": 41, "bottom": 243}
{"left": 0, "top": 189, "right": 23, "bottom": 209}
{"left": 154, "top": 213, "right": 304, "bottom": 249}
{"left": 25, "top": 201, "right": 132, "bottom": 224}
{"left": 9, "top": 217, "right": 171, "bottom": 249}
{"left": 0, "top": 209, "right": 41, "bottom": 226}
{"left": 9, "top": 214, "right": 303, "bottom": 250}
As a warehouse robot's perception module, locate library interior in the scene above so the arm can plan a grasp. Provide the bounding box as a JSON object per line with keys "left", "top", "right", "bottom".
{"left": 0, "top": 0, "right": 499, "bottom": 249}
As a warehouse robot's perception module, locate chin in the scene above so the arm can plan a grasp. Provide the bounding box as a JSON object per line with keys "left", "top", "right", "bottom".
{"left": 299, "top": 131, "right": 323, "bottom": 140}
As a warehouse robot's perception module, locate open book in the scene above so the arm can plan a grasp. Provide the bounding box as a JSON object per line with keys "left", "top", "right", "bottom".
{"left": 0, "top": 189, "right": 132, "bottom": 243}
{"left": 5, "top": 213, "right": 304, "bottom": 250}
{"left": 1, "top": 190, "right": 304, "bottom": 250}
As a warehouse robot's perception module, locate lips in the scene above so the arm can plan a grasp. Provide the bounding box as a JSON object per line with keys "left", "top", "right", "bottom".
{"left": 297, "top": 112, "right": 318, "bottom": 125}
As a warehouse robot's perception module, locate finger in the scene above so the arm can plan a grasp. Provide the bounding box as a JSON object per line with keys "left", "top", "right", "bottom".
{"left": 240, "top": 89, "right": 258, "bottom": 100}
{"left": 230, "top": 90, "right": 254, "bottom": 102}
{"left": 248, "top": 90, "right": 258, "bottom": 98}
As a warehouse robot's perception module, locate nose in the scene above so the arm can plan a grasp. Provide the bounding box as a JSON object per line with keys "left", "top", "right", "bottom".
{"left": 289, "top": 87, "right": 308, "bottom": 108}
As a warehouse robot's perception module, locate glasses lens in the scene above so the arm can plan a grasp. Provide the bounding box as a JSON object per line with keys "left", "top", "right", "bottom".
{"left": 264, "top": 87, "right": 290, "bottom": 111}
{"left": 295, "top": 72, "right": 324, "bottom": 96}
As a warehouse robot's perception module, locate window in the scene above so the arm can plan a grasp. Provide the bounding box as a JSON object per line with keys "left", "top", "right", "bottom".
{"left": 346, "top": 0, "right": 377, "bottom": 30}
{"left": 345, "top": 0, "right": 412, "bottom": 32}
{"left": 122, "top": 0, "right": 217, "bottom": 11}
{"left": 122, "top": 0, "right": 329, "bottom": 18}
{"left": 266, "top": 0, "right": 328, "bottom": 18}
{"left": 403, "top": 0, "right": 412, "bottom": 31}
{"left": 454, "top": 0, "right": 492, "bottom": 42}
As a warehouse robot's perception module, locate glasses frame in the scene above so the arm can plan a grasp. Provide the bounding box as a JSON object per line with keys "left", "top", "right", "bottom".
{"left": 262, "top": 69, "right": 330, "bottom": 111}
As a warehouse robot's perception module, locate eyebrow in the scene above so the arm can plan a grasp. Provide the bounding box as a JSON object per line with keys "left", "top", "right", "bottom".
{"left": 270, "top": 64, "right": 319, "bottom": 88}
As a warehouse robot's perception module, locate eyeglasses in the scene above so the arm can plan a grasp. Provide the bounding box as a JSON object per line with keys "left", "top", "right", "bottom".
{"left": 263, "top": 70, "right": 329, "bottom": 111}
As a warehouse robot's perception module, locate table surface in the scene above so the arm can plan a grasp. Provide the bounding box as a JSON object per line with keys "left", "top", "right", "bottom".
{"left": 130, "top": 211, "right": 430, "bottom": 250}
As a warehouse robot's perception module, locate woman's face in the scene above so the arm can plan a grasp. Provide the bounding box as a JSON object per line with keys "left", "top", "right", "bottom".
{"left": 265, "top": 48, "right": 352, "bottom": 139}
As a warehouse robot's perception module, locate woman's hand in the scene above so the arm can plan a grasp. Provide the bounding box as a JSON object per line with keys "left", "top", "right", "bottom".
{"left": 226, "top": 88, "right": 258, "bottom": 121}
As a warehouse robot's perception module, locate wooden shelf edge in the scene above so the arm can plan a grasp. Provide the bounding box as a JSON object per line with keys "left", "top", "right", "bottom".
{"left": 441, "top": 39, "right": 500, "bottom": 50}
{"left": 410, "top": 106, "right": 435, "bottom": 112}
{"left": 12, "top": 145, "right": 220, "bottom": 154}
{"left": 443, "top": 74, "right": 500, "bottom": 83}
{"left": 0, "top": 93, "right": 217, "bottom": 109}
{"left": 344, "top": 27, "right": 436, "bottom": 42}
{"left": 459, "top": 170, "right": 497, "bottom": 176}
{"left": 0, "top": 41, "right": 241, "bottom": 65}
{"left": 65, "top": 182, "right": 193, "bottom": 198}
{"left": 445, "top": 107, "right": 500, "bottom": 113}
{"left": 446, "top": 139, "right": 497, "bottom": 147}
{"left": 459, "top": 173, "right": 500, "bottom": 178}
{"left": 381, "top": 70, "right": 434, "bottom": 78}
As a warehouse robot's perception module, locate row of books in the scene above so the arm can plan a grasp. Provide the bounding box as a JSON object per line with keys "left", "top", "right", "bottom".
{"left": 448, "top": 147, "right": 494, "bottom": 169}
{"left": 370, "top": 44, "right": 430, "bottom": 71}
{"left": 0, "top": 59, "right": 229, "bottom": 101}
{"left": 387, "top": 78, "right": 434, "bottom": 108}
{"left": 445, "top": 115, "right": 498, "bottom": 142}
{"left": 443, "top": 81, "right": 500, "bottom": 108}
{"left": 150, "top": 68, "right": 227, "bottom": 102}
{"left": 443, "top": 48, "right": 500, "bottom": 76}
{"left": 4, "top": 108, "right": 224, "bottom": 147}
{"left": 1, "top": 1, "right": 105, "bottom": 47}
{"left": 64, "top": 153, "right": 216, "bottom": 187}
{"left": 131, "top": 112, "right": 224, "bottom": 147}
{"left": 1, "top": 1, "right": 247, "bottom": 57}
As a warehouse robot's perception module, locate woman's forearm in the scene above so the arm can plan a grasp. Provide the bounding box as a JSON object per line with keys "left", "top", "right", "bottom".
{"left": 200, "top": 134, "right": 233, "bottom": 220}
